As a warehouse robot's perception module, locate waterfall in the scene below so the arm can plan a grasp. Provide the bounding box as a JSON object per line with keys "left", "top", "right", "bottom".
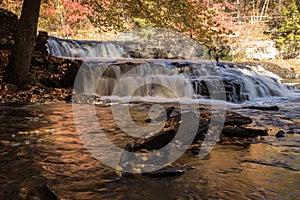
{"left": 218, "top": 62, "right": 289, "bottom": 101}
{"left": 73, "top": 61, "right": 291, "bottom": 102}
{"left": 74, "top": 62, "right": 195, "bottom": 98}
{"left": 46, "top": 36, "right": 292, "bottom": 102}
{"left": 47, "top": 37, "right": 127, "bottom": 59}
{"left": 46, "top": 34, "right": 205, "bottom": 59}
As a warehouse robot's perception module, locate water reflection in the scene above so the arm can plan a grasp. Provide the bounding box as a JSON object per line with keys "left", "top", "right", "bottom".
{"left": 0, "top": 103, "right": 299, "bottom": 199}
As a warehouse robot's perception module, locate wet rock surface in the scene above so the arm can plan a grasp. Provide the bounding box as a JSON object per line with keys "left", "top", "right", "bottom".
{"left": 118, "top": 105, "right": 280, "bottom": 176}
{"left": 275, "top": 130, "right": 286, "bottom": 138}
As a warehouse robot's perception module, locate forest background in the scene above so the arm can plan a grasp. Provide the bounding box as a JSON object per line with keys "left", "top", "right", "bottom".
{"left": 1, "top": 0, "right": 299, "bottom": 66}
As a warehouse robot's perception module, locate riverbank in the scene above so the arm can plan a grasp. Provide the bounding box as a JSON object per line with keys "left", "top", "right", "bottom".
{"left": 0, "top": 9, "right": 80, "bottom": 103}
{"left": 0, "top": 48, "right": 79, "bottom": 103}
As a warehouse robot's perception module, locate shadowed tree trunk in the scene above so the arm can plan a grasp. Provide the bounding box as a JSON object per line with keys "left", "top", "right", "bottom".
{"left": 4, "top": 0, "right": 42, "bottom": 88}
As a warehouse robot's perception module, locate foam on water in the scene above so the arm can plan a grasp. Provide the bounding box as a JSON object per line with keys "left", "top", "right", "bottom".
{"left": 238, "top": 64, "right": 282, "bottom": 80}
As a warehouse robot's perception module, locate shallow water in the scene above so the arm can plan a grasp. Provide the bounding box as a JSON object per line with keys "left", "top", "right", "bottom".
{"left": 0, "top": 100, "right": 299, "bottom": 199}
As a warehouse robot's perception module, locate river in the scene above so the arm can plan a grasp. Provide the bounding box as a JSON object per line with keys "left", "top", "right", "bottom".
{"left": 1, "top": 32, "right": 300, "bottom": 199}
{"left": 0, "top": 98, "right": 299, "bottom": 199}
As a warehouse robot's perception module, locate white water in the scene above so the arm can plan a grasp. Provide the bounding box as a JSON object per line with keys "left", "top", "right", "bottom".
{"left": 47, "top": 37, "right": 127, "bottom": 59}
{"left": 72, "top": 60, "right": 292, "bottom": 103}
{"left": 46, "top": 36, "right": 295, "bottom": 103}
{"left": 219, "top": 63, "right": 290, "bottom": 101}
{"left": 46, "top": 34, "right": 205, "bottom": 59}
{"left": 75, "top": 62, "right": 195, "bottom": 98}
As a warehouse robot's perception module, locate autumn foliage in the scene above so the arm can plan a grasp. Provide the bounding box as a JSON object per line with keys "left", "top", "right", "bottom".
{"left": 0, "top": 0, "right": 299, "bottom": 58}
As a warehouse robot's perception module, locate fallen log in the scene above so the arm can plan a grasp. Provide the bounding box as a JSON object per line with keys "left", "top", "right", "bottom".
{"left": 241, "top": 105, "right": 279, "bottom": 111}
{"left": 142, "top": 166, "right": 185, "bottom": 177}
{"left": 222, "top": 126, "right": 268, "bottom": 138}
{"left": 132, "top": 127, "right": 176, "bottom": 151}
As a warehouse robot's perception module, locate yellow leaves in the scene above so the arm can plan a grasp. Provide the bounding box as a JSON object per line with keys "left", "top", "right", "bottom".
{"left": 17, "top": 128, "right": 55, "bottom": 137}
{"left": 18, "top": 131, "right": 29, "bottom": 135}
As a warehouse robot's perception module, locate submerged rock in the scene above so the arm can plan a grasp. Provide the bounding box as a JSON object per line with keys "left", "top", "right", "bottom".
{"left": 225, "top": 112, "right": 253, "bottom": 126}
{"left": 117, "top": 105, "right": 278, "bottom": 176}
{"left": 18, "top": 178, "right": 59, "bottom": 200}
{"left": 275, "top": 130, "right": 286, "bottom": 138}
{"left": 126, "top": 107, "right": 267, "bottom": 154}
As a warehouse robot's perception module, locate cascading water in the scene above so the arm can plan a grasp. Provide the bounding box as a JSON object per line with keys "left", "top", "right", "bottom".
{"left": 46, "top": 35, "right": 292, "bottom": 102}
{"left": 47, "top": 37, "right": 127, "bottom": 59}
{"left": 75, "top": 62, "right": 196, "bottom": 98}
{"left": 46, "top": 30, "right": 205, "bottom": 60}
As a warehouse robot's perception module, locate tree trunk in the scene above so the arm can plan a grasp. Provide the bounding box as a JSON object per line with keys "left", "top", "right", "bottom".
{"left": 4, "top": 0, "right": 42, "bottom": 88}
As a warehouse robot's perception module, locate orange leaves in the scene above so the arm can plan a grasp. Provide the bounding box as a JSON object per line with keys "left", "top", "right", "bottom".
{"left": 61, "top": 25, "right": 73, "bottom": 35}
{"left": 61, "top": 0, "right": 94, "bottom": 23}
{"left": 39, "top": 0, "right": 95, "bottom": 37}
